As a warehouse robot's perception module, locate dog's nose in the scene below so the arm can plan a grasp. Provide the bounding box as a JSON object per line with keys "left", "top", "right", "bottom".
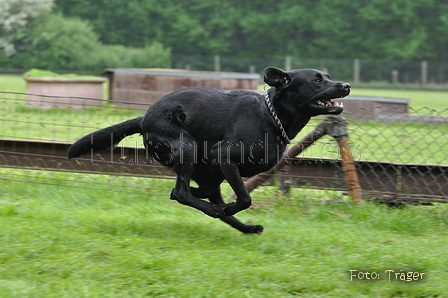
{"left": 342, "top": 83, "right": 351, "bottom": 90}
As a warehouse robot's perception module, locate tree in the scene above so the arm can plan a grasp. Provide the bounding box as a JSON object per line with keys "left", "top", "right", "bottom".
{"left": 15, "top": 12, "right": 100, "bottom": 70}
{"left": 0, "top": 0, "right": 53, "bottom": 56}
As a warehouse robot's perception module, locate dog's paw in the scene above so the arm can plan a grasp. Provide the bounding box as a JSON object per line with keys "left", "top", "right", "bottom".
{"left": 243, "top": 225, "right": 264, "bottom": 234}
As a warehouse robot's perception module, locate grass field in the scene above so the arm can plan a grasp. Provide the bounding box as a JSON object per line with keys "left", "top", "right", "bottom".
{"left": 350, "top": 88, "right": 448, "bottom": 113}
{"left": 0, "top": 74, "right": 26, "bottom": 93}
{"left": 0, "top": 170, "right": 448, "bottom": 297}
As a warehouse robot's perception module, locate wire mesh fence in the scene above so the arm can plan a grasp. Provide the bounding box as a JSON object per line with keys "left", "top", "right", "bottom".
{"left": 0, "top": 91, "right": 447, "bottom": 204}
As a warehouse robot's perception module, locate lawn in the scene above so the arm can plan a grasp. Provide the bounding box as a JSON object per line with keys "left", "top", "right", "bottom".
{"left": 350, "top": 88, "right": 448, "bottom": 113}
{"left": 0, "top": 74, "right": 26, "bottom": 92}
{"left": 0, "top": 170, "right": 448, "bottom": 297}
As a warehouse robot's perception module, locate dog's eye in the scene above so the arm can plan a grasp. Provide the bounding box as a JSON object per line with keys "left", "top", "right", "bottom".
{"left": 315, "top": 78, "right": 323, "bottom": 82}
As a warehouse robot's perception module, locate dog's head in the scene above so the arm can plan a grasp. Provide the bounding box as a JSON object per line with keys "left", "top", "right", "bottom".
{"left": 264, "top": 67, "right": 350, "bottom": 116}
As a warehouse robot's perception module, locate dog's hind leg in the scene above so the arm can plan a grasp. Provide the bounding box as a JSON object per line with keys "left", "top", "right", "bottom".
{"left": 170, "top": 163, "right": 224, "bottom": 218}
{"left": 209, "top": 190, "right": 263, "bottom": 234}
{"left": 190, "top": 176, "right": 263, "bottom": 234}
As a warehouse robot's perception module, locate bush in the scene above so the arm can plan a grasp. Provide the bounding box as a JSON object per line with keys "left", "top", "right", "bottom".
{"left": 89, "top": 42, "right": 171, "bottom": 70}
{"left": 9, "top": 12, "right": 171, "bottom": 72}
{"left": 14, "top": 12, "right": 99, "bottom": 70}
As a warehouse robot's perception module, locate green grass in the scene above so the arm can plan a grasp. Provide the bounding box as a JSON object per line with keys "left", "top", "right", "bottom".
{"left": 350, "top": 88, "right": 448, "bottom": 114}
{"left": 1, "top": 170, "right": 448, "bottom": 297}
{"left": 0, "top": 74, "right": 26, "bottom": 92}
{"left": 0, "top": 103, "right": 142, "bottom": 144}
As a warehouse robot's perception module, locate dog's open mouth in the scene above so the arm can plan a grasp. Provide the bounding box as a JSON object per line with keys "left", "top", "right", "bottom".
{"left": 313, "top": 99, "right": 344, "bottom": 108}
{"left": 307, "top": 96, "right": 346, "bottom": 115}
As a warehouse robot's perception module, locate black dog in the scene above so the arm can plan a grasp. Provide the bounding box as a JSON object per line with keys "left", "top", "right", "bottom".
{"left": 68, "top": 67, "right": 350, "bottom": 234}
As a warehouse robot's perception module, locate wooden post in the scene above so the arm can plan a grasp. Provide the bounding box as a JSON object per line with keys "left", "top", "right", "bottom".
{"left": 337, "top": 138, "right": 363, "bottom": 204}
{"left": 327, "top": 116, "right": 363, "bottom": 204}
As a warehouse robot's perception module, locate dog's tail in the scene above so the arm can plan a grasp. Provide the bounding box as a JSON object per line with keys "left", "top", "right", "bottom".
{"left": 68, "top": 117, "right": 143, "bottom": 159}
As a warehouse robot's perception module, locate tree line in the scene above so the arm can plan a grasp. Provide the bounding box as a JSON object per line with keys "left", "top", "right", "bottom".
{"left": 54, "top": 0, "right": 448, "bottom": 60}
{"left": 1, "top": 0, "right": 447, "bottom": 72}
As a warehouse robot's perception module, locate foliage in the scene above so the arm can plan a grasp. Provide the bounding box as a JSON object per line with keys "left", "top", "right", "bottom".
{"left": 88, "top": 42, "right": 171, "bottom": 70}
{"left": 19, "top": 12, "right": 99, "bottom": 70}
{"left": 2, "top": 12, "right": 171, "bottom": 71}
{"left": 3, "top": 1, "right": 448, "bottom": 72}
{"left": 0, "top": 0, "right": 53, "bottom": 56}
{"left": 53, "top": 0, "right": 448, "bottom": 61}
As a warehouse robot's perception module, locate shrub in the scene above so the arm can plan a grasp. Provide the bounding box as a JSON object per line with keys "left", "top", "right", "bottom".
{"left": 10, "top": 12, "right": 171, "bottom": 72}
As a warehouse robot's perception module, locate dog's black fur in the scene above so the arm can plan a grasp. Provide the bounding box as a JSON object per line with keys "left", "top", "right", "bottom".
{"left": 68, "top": 67, "right": 350, "bottom": 234}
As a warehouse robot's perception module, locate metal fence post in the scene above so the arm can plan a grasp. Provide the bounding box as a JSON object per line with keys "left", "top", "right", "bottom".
{"left": 285, "top": 56, "right": 292, "bottom": 71}
{"left": 421, "top": 60, "right": 428, "bottom": 85}
{"left": 392, "top": 70, "right": 399, "bottom": 85}
{"left": 354, "top": 58, "right": 360, "bottom": 84}
{"left": 214, "top": 55, "right": 221, "bottom": 72}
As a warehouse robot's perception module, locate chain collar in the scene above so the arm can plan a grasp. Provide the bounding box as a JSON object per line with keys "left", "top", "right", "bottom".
{"left": 263, "top": 90, "right": 291, "bottom": 144}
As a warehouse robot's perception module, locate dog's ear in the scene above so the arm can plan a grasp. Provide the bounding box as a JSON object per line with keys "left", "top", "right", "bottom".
{"left": 263, "top": 67, "right": 292, "bottom": 89}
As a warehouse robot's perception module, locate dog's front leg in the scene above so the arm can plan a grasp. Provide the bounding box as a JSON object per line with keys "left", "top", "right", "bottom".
{"left": 219, "top": 163, "right": 252, "bottom": 216}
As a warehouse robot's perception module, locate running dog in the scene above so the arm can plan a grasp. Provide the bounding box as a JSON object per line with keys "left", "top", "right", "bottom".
{"left": 68, "top": 67, "right": 350, "bottom": 234}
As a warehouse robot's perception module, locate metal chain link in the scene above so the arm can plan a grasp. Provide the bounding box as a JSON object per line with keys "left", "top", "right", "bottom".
{"left": 264, "top": 90, "right": 291, "bottom": 144}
